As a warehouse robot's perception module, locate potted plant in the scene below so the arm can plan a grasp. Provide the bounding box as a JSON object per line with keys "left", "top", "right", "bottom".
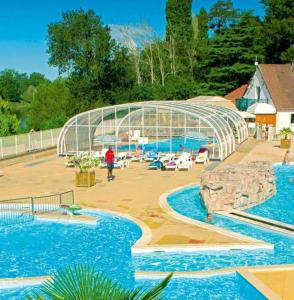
{"left": 71, "top": 153, "right": 99, "bottom": 187}
{"left": 279, "top": 127, "right": 293, "bottom": 149}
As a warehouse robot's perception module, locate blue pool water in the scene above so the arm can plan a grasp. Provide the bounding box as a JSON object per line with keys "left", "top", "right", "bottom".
{"left": 0, "top": 210, "right": 141, "bottom": 288}
{"left": 136, "top": 272, "right": 266, "bottom": 300}
{"left": 1, "top": 272, "right": 266, "bottom": 300}
{"left": 118, "top": 137, "right": 208, "bottom": 153}
{"left": 133, "top": 185, "right": 294, "bottom": 272}
{"left": 247, "top": 165, "right": 294, "bottom": 225}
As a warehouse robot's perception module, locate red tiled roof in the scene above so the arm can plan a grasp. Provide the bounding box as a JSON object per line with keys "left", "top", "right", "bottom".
{"left": 258, "top": 64, "right": 294, "bottom": 111}
{"left": 225, "top": 84, "right": 248, "bottom": 102}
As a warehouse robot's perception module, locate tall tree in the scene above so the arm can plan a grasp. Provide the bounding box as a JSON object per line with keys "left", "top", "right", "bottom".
{"left": 0, "top": 99, "right": 20, "bottom": 136}
{"left": 165, "top": 0, "right": 193, "bottom": 75}
{"left": 202, "top": 11, "right": 264, "bottom": 94}
{"left": 47, "top": 9, "right": 114, "bottom": 111}
{"left": 261, "top": 0, "right": 294, "bottom": 63}
{"left": 0, "top": 69, "right": 29, "bottom": 102}
{"left": 27, "top": 79, "right": 70, "bottom": 130}
{"left": 209, "top": 0, "right": 239, "bottom": 35}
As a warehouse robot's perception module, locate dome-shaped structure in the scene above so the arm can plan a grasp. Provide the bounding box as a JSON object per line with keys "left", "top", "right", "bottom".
{"left": 58, "top": 101, "right": 248, "bottom": 160}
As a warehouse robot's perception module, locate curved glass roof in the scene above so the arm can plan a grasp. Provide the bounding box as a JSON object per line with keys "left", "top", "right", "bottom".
{"left": 58, "top": 101, "right": 247, "bottom": 160}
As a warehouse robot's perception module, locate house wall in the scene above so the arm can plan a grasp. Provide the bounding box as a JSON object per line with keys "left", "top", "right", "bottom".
{"left": 244, "top": 68, "right": 274, "bottom": 106}
{"left": 276, "top": 112, "right": 294, "bottom": 132}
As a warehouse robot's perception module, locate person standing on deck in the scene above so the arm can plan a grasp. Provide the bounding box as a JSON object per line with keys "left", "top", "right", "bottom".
{"left": 105, "top": 146, "right": 115, "bottom": 181}
{"left": 283, "top": 150, "right": 290, "bottom": 165}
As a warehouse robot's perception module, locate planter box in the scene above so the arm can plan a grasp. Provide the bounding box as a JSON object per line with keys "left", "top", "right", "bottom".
{"left": 280, "top": 139, "right": 291, "bottom": 149}
{"left": 75, "top": 170, "right": 96, "bottom": 187}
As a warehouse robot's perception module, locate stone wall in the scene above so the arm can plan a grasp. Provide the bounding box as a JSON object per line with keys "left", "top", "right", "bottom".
{"left": 200, "top": 161, "right": 276, "bottom": 211}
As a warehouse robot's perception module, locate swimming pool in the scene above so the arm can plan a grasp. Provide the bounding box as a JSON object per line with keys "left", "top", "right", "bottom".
{"left": 133, "top": 185, "right": 294, "bottom": 272}
{"left": 136, "top": 272, "right": 266, "bottom": 300}
{"left": 0, "top": 210, "right": 141, "bottom": 289}
{"left": 0, "top": 272, "right": 266, "bottom": 300}
{"left": 246, "top": 165, "right": 294, "bottom": 225}
{"left": 118, "top": 137, "right": 208, "bottom": 153}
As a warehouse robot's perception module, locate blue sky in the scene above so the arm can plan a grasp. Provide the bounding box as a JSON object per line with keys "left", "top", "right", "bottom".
{"left": 0, "top": 0, "right": 264, "bottom": 79}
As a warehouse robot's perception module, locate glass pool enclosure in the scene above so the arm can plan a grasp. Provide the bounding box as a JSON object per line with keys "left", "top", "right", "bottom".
{"left": 57, "top": 101, "right": 248, "bottom": 160}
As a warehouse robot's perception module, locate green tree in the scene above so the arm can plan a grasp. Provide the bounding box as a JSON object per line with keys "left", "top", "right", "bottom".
{"left": 27, "top": 79, "right": 70, "bottom": 130}
{"left": 165, "top": 0, "right": 193, "bottom": 75}
{"left": 201, "top": 11, "right": 264, "bottom": 94}
{"left": 0, "top": 99, "right": 20, "bottom": 136}
{"left": 0, "top": 69, "right": 29, "bottom": 102}
{"left": 209, "top": 0, "right": 240, "bottom": 35}
{"left": 47, "top": 9, "right": 114, "bottom": 111}
{"left": 28, "top": 72, "right": 50, "bottom": 87}
{"left": 261, "top": 0, "right": 294, "bottom": 63}
{"left": 27, "top": 265, "right": 172, "bottom": 300}
{"left": 192, "top": 8, "right": 209, "bottom": 80}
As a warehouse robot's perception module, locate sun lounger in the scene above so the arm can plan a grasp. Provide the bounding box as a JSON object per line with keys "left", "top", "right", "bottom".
{"left": 195, "top": 150, "right": 209, "bottom": 164}
{"left": 131, "top": 155, "right": 143, "bottom": 162}
{"left": 144, "top": 151, "right": 159, "bottom": 162}
{"left": 114, "top": 159, "right": 129, "bottom": 169}
{"left": 160, "top": 153, "right": 175, "bottom": 163}
{"left": 177, "top": 158, "right": 193, "bottom": 170}
{"left": 0, "top": 170, "right": 4, "bottom": 177}
{"left": 179, "top": 152, "right": 191, "bottom": 160}
{"left": 131, "top": 130, "right": 141, "bottom": 141}
{"left": 116, "top": 152, "right": 127, "bottom": 160}
{"left": 165, "top": 161, "right": 177, "bottom": 171}
{"left": 148, "top": 160, "right": 164, "bottom": 170}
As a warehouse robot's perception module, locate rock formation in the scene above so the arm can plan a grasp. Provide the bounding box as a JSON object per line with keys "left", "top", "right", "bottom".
{"left": 200, "top": 161, "right": 276, "bottom": 211}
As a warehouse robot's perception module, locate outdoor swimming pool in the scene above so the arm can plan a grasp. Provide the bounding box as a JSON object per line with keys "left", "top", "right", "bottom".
{"left": 136, "top": 272, "right": 266, "bottom": 300}
{"left": 0, "top": 210, "right": 141, "bottom": 288}
{"left": 246, "top": 165, "right": 294, "bottom": 225}
{"left": 0, "top": 272, "right": 265, "bottom": 300}
{"left": 118, "top": 137, "right": 208, "bottom": 153}
{"left": 133, "top": 184, "right": 294, "bottom": 272}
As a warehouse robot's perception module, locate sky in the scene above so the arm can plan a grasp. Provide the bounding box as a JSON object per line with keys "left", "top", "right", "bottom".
{"left": 0, "top": 0, "right": 265, "bottom": 79}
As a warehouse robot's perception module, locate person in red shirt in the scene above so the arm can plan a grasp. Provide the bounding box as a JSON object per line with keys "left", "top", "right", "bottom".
{"left": 105, "top": 146, "right": 115, "bottom": 181}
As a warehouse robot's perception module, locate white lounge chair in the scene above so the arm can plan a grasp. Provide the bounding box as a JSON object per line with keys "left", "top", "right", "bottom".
{"left": 116, "top": 152, "right": 127, "bottom": 160}
{"left": 179, "top": 152, "right": 191, "bottom": 160}
{"left": 195, "top": 151, "right": 209, "bottom": 164}
{"left": 165, "top": 161, "right": 177, "bottom": 171}
{"left": 160, "top": 153, "right": 175, "bottom": 163}
{"left": 144, "top": 151, "right": 159, "bottom": 162}
{"left": 131, "top": 130, "right": 141, "bottom": 141}
{"left": 131, "top": 154, "right": 143, "bottom": 162}
{"left": 177, "top": 158, "right": 193, "bottom": 171}
{"left": 114, "top": 159, "right": 129, "bottom": 169}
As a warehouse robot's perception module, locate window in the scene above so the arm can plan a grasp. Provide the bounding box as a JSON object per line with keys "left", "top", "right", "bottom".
{"left": 256, "top": 86, "right": 261, "bottom": 101}
{"left": 291, "top": 114, "right": 294, "bottom": 124}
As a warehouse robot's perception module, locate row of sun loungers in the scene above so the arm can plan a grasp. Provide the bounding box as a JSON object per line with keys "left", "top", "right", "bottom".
{"left": 65, "top": 149, "right": 209, "bottom": 171}
{"left": 147, "top": 150, "right": 209, "bottom": 171}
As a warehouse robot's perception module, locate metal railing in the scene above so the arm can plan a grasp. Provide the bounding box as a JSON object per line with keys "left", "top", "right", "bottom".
{"left": 0, "top": 128, "right": 62, "bottom": 159}
{"left": 0, "top": 190, "right": 74, "bottom": 226}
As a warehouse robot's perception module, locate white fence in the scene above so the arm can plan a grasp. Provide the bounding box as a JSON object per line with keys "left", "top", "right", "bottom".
{"left": 0, "top": 128, "right": 61, "bottom": 159}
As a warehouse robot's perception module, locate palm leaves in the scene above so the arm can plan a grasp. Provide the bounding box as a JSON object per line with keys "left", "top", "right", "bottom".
{"left": 27, "top": 265, "right": 172, "bottom": 300}
{"left": 279, "top": 127, "right": 293, "bottom": 140}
